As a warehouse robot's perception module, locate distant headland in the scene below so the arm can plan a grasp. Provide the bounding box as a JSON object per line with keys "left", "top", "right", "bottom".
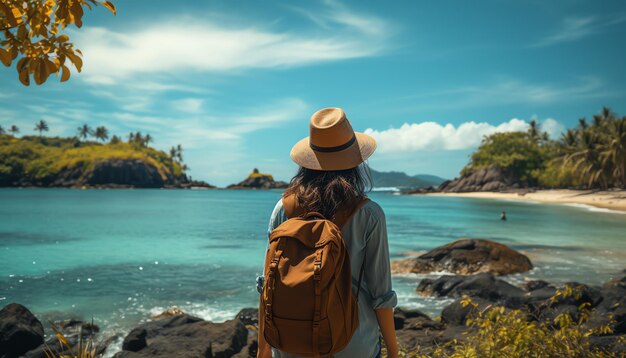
{"left": 0, "top": 122, "right": 213, "bottom": 189}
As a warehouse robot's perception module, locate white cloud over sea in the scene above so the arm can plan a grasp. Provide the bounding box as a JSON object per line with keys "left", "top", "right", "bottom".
{"left": 364, "top": 118, "right": 563, "bottom": 153}
{"left": 72, "top": 1, "right": 391, "bottom": 84}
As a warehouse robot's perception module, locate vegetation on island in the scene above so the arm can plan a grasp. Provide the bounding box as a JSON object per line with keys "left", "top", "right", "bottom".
{"left": 463, "top": 107, "right": 626, "bottom": 189}
{"left": 0, "top": 0, "right": 116, "bottom": 85}
{"left": 0, "top": 121, "right": 193, "bottom": 187}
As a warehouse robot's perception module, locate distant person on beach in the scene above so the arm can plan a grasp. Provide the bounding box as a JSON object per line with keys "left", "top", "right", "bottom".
{"left": 501, "top": 211, "right": 507, "bottom": 221}
{"left": 257, "top": 108, "right": 398, "bottom": 358}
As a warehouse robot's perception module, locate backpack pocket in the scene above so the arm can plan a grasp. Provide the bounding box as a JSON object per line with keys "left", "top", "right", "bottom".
{"left": 265, "top": 315, "right": 332, "bottom": 356}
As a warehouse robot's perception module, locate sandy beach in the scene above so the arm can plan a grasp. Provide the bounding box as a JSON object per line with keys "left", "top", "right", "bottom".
{"left": 427, "top": 189, "right": 626, "bottom": 213}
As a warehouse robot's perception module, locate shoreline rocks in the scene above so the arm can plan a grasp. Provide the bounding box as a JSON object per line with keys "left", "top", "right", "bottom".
{"left": 391, "top": 238, "right": 533, "bottom": 276}
{"left": 3, "top": 269, "right": 625, "bottom": 357}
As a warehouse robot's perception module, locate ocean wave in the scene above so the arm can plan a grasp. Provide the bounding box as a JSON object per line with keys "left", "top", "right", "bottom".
{"left": 371, "top": 187, "right": 400, "bottom": 192}
{"left": 562, "top": 203, "right": 625, "bottom": 215}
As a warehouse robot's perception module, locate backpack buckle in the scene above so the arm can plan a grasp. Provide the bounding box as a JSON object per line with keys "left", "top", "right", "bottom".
{"left": 313, "top": 263, "right": 321, "bottom": 280}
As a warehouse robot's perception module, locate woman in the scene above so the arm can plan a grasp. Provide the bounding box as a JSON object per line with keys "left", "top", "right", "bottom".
{"left": 260, "top": 108, "right": 398, "bottom": 358}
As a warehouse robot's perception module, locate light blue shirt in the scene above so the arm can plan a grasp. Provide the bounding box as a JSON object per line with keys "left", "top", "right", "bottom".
{"left": 264, "top": 198, "right": 397, "bottom": 358}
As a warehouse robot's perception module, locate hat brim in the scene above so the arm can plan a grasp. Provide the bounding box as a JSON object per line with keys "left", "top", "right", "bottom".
{"left": 290, "top": 132, "right": 377, "bottom": 171}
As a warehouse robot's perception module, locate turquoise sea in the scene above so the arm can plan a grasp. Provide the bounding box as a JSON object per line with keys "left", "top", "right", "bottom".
{"left": 1, "top": 188, "right": 626, "bottom": 353}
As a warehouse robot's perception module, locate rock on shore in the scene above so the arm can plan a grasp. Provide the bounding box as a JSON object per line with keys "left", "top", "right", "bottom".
{"left": 437, "top": 164, "right": 525, "bottom": 192}
{"left": 391, "top": 238, "right": 533, "bottom": 276}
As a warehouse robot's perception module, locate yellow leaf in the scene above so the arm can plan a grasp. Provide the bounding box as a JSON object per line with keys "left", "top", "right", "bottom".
{"left": 60, "top": 65, "right": 70, "bottom": 82}
{"left": 0, "top": 48, "right": 11, "bottom": 67}
{"left": 57, "top": 34, "right": 70, "bottom": 43}
{"left": 0, "top": 3, "right": 18, "bottom": 27}
{"left": 101, "top": 0, "right": 117, "bottom": 15}
{"left": 35, "top": 59, "right": 50, "bottom": 85}
{"left": 70, "top": 2, "right": 84, "bottom": 27}
{"left": 16, "top": 57, "right": 29, "bottom": 72}
{"left": 19, "top": 68, "right": 30, "bottom": 86}
{"left": 45, "top": 59, "right": 58, "bottom": 74}
{"left": 66, "top": 52, "right": 83, "bottom": 72}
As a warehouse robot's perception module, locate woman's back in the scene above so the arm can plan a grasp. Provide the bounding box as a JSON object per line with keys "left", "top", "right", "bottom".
{"left": 267, "top": 197, "right": 396, "bottom": 358}
{"left": 258, "top": 107, "right": 398, "bottom": 358}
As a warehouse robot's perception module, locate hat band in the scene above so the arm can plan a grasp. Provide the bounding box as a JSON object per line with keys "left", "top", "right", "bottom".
{"left": 309, "top": 134, "right": 356, "bottom": 153}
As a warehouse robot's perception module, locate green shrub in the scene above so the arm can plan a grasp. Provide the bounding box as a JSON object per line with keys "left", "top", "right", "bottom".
{"left": 394, "top": 285, "right": 621, "bottom": 358}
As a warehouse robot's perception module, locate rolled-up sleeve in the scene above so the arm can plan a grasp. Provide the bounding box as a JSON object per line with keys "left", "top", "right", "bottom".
{"left": 363, "top": 206, "right": 397, "bottom": 309}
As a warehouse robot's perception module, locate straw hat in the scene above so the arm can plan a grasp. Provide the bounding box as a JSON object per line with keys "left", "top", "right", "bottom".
{"left": 290, "top": 108, "right": 377, "bottom": 171}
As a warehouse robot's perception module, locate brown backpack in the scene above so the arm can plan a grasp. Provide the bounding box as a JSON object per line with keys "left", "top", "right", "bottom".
{"left": 259, "top": 194, "right": 368, "bottom": 357}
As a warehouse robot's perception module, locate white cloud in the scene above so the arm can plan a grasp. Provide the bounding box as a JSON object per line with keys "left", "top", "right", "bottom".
{"left": 364, "top": 117, "right": 564, "bottom": 153}
{"left": 172, "top": 98, "right": 204, "bottom": 114}
{"left": 72, "top": 3, "right": 390, "bottom": 83}
{"left": 534, "top": 14, "right": 626, "bottom": 47}
{"left": 541, "top": 118, "right": 565, "bottom": 139}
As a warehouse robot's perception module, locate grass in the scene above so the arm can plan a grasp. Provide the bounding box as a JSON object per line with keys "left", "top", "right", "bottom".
{"left": 44, "top": 320, "right": 98, "bottom": 358}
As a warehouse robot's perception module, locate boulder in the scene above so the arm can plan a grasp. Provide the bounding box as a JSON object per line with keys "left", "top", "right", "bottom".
{"left": 114, "top": 314, "right": 247, "bottom": 358}
{"left": 417, "top": 273, "right": 525, "bottom": 303}
{"left": 438, "top": 164, "right": 524, "bottom": 193}
{"left": 0, "top": 303, "right": 44, "bottom": 358}
{"left": 392, "top": 239, "right": 533, "bottom": 275}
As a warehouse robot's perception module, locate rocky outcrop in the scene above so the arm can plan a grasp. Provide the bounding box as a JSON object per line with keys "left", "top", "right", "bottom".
{"left": 228, "top": 168, "right": 288, "bottom": 189}
{"left": 114, "top": 308, "right": 254, "bottom": 358}
{"left": 0, "top": 303, "right": 44, "bottom": 358}
{"left": 391, "top": 239, "right": 533, "bottom": 276}
{"left": 438, "top": 164, "right": 525, "bottom": 193}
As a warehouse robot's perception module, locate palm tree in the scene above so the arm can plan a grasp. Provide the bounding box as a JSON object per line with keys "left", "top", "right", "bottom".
{"left": 9, "top": 125, "right": 19, "bottom": 136}
{"left": 94, "top": 126, "right": 109, "bottom": 142}
{"left": 169, "top": 146, "right": 177, "bottom": 159}
{"left": 143, "top": 133, "right": 152, "bottom": 146}
{"left": 34, "top": 120, "right": 49, "bottom": 137}
{"left": 128, "top": 132, "right": 135, "bottom": 143}
{"left": 560, "top": 129, "right": 578, "bottom": 148}
{"left": 77, "top": 124, "right": 93, "bottom": 140}
{"left": 528, "top": 120, "right": 540, "bottom": 141}
{"left": 578, "top": 117, "right": 588, "bottom": 131}
{"left": 110, "top": 135, "right": 121, "bottom": 144}
{"left": 566, "top": 130, "right": 607, "bottom": 189}
{"left": 176, "top": 144, "right": 183, "bottom": 162}
{"left": 0, "top": 125, "right": 5, "bottom": 135}
{"left": 601, "top": 117, "right": 626, "bottom": 188}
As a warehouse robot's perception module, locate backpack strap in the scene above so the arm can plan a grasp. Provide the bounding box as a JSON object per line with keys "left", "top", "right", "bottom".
{"left": 332, "top": 197, "right": 369, "bottom": 229}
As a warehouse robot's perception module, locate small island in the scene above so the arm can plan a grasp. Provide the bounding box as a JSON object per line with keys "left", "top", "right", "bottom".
{"left": 0, "top": 122, "right": 214, "bottom": 189}
{"left": 227, "top": 168, "right": 288, "bottom": 189}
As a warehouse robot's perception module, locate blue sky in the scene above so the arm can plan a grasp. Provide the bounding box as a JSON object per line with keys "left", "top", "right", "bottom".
{"left": 1, "top": 0, "right": 626, "bottom": 186}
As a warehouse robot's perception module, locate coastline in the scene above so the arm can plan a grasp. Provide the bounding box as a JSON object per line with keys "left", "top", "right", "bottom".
{"left": 426, "top": 189, "right": 626, "bottom": 213}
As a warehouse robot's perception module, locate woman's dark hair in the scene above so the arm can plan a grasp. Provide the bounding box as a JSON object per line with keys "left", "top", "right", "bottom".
{"left": 284, "top": 163, "right": 372, "bottom": 219}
